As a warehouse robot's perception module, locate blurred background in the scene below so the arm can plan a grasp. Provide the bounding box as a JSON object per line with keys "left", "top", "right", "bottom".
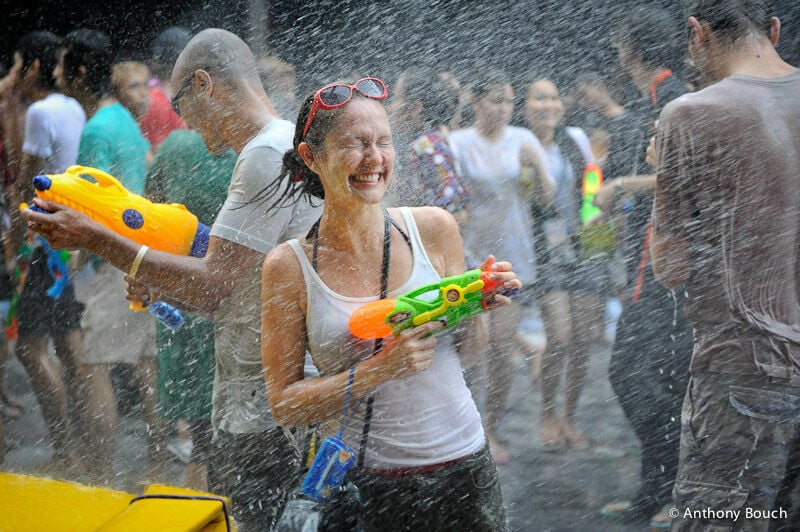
{"left": 3, "top": 0, "right": 798, "bottom": 98}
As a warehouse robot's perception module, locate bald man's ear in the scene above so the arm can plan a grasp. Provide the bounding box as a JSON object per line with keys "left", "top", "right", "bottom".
{"left": 195, "top": 69, "right": 213, "bottom": 98}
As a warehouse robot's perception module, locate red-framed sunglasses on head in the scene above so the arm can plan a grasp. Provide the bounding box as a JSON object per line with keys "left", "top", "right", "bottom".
{"left": 302, "top": 77, "right": 388, "bottom": 139}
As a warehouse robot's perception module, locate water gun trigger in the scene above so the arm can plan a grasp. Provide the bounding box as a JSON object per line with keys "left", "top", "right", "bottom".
{"left": 478, "top": 269, "right": 520, "bottom": 302}
{"left": 411, "top": 279, "right": 484, "bottom": 327}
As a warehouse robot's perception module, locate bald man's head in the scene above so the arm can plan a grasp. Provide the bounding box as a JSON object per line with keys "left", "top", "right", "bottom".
{"left": 172, "top": 28, "right": 262, "bottom": 91}
{"left": 170, "top": 28, "right": 279, "bottom": 155}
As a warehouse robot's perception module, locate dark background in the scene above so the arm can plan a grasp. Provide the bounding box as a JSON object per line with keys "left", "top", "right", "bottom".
{"left": 2, "top": 1, "right": 799, "bottom": 96}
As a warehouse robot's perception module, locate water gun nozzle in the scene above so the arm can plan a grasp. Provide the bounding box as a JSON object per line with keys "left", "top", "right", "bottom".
{"left": 33, "top": 175, "right": 53, "bottom": 192}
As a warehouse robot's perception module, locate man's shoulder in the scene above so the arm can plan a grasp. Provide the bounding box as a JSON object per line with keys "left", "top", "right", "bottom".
{"left": 87, "top": 102, "right": 137, "bottom": 130}
{"left": 506, "top": 125, "right": 538, "bottom": 141}
{"left": 159, "top": 128, "right": 203, "bottom": 151}
{"left": 656, "top": 76, "right": 688, "bottom": 105}
{"left": 241, "top": 118, "right": 295, "bottom": 155}
{"left": 448, "top": 127, "right": 477, "bottom": 144}
{"left": 29, "top": 93, "right": 84, "bottom": 119}
{"left": 660, "top": 88, "right": 722, "bottom": 124}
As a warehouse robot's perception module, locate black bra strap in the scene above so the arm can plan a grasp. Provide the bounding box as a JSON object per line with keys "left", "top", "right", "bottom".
{"left": 308, "top": 208, "right": 410, "bottom": 273}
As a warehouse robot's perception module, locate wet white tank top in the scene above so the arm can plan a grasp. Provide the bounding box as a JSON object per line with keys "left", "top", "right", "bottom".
{"left": 286, "top": 207, "right": 484, "bottom": 469}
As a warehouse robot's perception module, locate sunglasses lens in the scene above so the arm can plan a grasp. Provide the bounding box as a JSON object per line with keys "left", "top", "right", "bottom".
{"left": 319, "top": 85, "right": 352, "bottom": 107}
{"left": 356, "top": 79, "right": 386, "bottom": 98}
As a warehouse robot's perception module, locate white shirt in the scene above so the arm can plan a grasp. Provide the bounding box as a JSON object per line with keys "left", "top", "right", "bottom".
{"left": 449, "top": 125, "right": 549, "bottom": 284}
{"left": 210, "top": 119, "right": 322, "bottom": 434}
{"left": 22, "top": 93, "right": 86, "bottom": 173}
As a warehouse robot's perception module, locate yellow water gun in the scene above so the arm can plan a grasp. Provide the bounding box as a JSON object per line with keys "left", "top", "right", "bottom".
{"left": 30, "top": 165, "right": 210, "bottom": 317}
{"left": 32, "top": 165, "right": 210, "bottom": 257}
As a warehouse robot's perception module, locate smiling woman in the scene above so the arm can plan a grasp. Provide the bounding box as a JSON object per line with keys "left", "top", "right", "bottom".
{"left": 522, "top": 75, "right": 609, "bottom": 453}
{"left": 260, "top": 77, "right": 522, "bottom": 530}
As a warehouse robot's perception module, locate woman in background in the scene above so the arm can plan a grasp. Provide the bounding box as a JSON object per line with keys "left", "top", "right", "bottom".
{"left": 524, "top": 75, "right": 607, "bottom": 450}
{"left": 448, "top": 69, "right": 550, "bottom": 464}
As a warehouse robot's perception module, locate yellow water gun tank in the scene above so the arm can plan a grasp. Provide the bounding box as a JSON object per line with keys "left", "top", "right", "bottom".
{"left": 32, "top": 165, "right": 210, "bottom": 257}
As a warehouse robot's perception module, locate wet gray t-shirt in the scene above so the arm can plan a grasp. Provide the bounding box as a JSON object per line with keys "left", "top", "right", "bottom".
{"left": 210, "top": 119, "right": 322, "bottom": 433}
{"left": 654, "top": 70, "right": 800, "bottom": 382}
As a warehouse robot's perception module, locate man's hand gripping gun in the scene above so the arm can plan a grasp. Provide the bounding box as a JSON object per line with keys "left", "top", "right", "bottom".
{"left": 348, "top": 260, "right": 518, "bottom": 340}
{"left": 29, "top": 165, "right": 211, "bottom": 330}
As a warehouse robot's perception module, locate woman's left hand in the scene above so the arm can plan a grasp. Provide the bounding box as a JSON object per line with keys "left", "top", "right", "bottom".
{"left": 480, "top": 255, "right": 522, "bottom": 309}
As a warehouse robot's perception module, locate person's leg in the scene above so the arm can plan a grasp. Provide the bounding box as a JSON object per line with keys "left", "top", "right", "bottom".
{"left": 603, "top": 300, "right": 672, "bottom": 518}
{"left": 183, "top": 418, "right": 212, "bottom": 491}
{"left": 646, "top": 302, "right": 694, "bottom": 520}
{"left": 356, "top": 445, "right": 507, "bottom": 531}
{"left": 560, "top": 291, "right": 604, "bottom": 449}
{"left": 14, "top": 333, "right": 72, "bottom": 464}
{"left": 434, "top": 445, "right": 508, "bottom": 531}
{"left": 772, "top": 429, "right": 800, "bottom": 531}
{"left": 78, "top": 362, "right": 118, "bottom": 484}
{"left": 52, "top": 328, "right": 88, "bottom": 472}
{"left": 538, "top": 290, "right": 572, "bottom": 449}
{"left": 516, "top": 301, "right": 544, "bottom": 383}
{"left": 135, "top": 356, "right": 169, "bottom": 483}
{"left": 0, "top": 300, "right": 21, "bottom": 419}
{"left": 209, "top": 429, "right": 302, "bottom": 531}
{"left": 485, "top": 301, "right": 522, "bottom": 463}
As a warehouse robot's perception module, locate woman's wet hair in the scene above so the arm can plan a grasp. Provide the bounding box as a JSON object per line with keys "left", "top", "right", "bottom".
{"left": 282, "top": 94, "right": 330, "bottom": 201}
{"left": 251, "top": 82, "right": 384, "bottom": 211}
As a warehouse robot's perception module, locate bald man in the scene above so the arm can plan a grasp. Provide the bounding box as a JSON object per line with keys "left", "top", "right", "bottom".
{"left": 24, "top": 28, "right": 321, "bottom": 530}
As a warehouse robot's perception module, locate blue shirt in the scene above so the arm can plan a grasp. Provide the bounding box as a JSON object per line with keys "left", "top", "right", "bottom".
{"left": 78, "top": 102, "right": 150, "bottom": 194}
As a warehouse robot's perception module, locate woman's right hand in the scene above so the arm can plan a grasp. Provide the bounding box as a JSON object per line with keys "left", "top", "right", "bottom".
{"left": 379, "top": 321, "right": 444, "bottom": 379}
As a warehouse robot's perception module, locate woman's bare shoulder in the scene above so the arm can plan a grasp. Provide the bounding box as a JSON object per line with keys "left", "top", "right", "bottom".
{"left": 404, "top": 206, "right": 457, "bottom": 235}
{"left": 262, "top": 240, "right": 306, "bottom": 294}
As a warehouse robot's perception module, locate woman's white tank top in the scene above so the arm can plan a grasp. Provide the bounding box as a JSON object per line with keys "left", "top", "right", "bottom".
{"left": 286, "top": 207, "right": 484, "bottom": 469}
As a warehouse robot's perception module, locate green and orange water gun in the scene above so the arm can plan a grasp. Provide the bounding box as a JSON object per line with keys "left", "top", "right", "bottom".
{"left": 348, "top": 259, "right": 518, "bottom": 340}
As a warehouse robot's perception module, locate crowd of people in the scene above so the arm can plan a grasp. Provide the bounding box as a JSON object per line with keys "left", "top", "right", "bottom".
{"left": 1, "top": 0, "right": 800, "bottom": 530}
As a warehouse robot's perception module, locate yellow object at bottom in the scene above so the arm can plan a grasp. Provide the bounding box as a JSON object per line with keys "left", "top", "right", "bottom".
{"left": 0, "top": 472, "right": 235, "bottom": 532}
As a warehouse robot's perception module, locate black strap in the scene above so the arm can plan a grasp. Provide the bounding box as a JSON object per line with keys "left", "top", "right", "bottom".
{"left": 307, "top": 208, "right": 405, "bottom": 467}
{"left": 358, "top": 212, "right": 392, "bottom": 467}
{"left": 307, "top": 208, "right": 409, "bottom": 273}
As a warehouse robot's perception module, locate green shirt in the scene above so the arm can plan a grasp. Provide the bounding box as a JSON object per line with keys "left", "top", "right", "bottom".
{"left": 145, "top": 129, "right": 236, "bottom": 420}
{"left": 77, "top": 101, "right": 150, "bottom": 194}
